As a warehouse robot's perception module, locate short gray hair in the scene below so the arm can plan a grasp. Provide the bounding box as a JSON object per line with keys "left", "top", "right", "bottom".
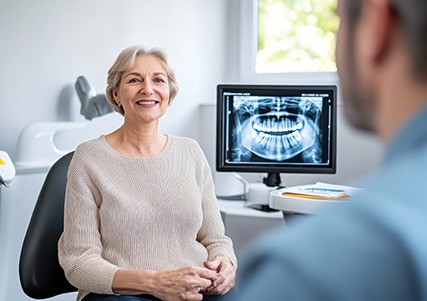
{"left": 105, "top": 45, "right": 179, "bottom": 115}
{"left": 344, "top": 0, "right": 427, "bottom": 80}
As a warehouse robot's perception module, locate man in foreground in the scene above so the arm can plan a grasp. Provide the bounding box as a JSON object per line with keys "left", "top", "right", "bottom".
{"left": 229, "top": 0, "right": 427, "bottom": 299}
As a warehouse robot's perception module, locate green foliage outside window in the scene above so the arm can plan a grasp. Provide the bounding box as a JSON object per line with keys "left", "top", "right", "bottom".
{"left": 257, "top": 0, "right": 338, "bottom": 73}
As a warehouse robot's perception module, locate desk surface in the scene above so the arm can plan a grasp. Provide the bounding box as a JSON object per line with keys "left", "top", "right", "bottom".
{"left": 217, "top": 199, "right": 283, "bottom": 219}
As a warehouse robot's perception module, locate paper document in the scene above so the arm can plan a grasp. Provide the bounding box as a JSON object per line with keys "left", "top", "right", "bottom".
{"left": 282, "top": 182, "right": 362, "bottom": 200}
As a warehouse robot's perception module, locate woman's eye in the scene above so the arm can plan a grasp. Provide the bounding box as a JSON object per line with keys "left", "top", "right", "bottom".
{"left": 154, "top": 78, "right": 166, "bottom": 83}
{"left": 129, "top": 78, "right": 140, "bottom": 83}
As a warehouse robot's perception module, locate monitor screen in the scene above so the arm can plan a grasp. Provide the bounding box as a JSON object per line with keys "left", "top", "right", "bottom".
{"left": 216, "top": 84, "right": 337, "bottom": 186}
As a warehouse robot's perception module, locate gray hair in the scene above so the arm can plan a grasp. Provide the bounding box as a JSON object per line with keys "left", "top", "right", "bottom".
{"left": 344, "top": 0, "right": 427, "bottom": 80}
{"left": 105, "top": 45, "right": 179, "bottom": 115}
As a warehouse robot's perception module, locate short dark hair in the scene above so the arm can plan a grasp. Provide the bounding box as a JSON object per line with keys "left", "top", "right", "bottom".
{"left": 344, "top": 0, "right": 427, "bottom": 80}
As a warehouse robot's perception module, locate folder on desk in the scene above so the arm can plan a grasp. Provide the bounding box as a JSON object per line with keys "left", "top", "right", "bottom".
{"left": 282, "top": 182, "right": 362, "bottom": 200}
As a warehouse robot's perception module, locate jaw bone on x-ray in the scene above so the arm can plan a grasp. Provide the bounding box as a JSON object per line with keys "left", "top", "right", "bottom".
{"left": 232, "top": 96, "right": 323, "bottom": 163}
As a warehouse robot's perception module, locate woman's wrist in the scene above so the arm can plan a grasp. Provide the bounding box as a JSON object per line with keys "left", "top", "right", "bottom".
{"left": 112, "top": 269, "right": 157, "bottom": 295}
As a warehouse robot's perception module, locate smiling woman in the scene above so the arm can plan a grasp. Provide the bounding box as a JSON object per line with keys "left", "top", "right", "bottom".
{"left": 57, "top": 45, "right": 237, "bottom": 301}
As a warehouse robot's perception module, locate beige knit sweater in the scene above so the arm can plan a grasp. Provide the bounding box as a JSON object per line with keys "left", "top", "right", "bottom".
{"left": 58, "top": 135, "right": 237, "bottom": 301}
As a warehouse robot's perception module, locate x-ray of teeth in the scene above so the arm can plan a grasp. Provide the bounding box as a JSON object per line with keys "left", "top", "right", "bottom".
{"left": 231, "top": 96, "right": 323, "bottom": 162}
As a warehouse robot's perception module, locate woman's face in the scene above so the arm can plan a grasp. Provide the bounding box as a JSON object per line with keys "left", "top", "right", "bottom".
{"left": 114, "top": 55, "right": 170, "bottom": 124}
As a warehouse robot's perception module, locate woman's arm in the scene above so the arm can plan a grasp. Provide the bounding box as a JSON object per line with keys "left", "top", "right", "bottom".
{"left": 58, "top": 152, "right": 120, "bottom": 294}
{"left": 192, "top": 142, "right": 237, "bottom": 295}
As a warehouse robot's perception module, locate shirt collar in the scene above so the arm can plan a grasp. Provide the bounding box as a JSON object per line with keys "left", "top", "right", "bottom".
{"left": 384, "top": 103, "right": 427, "bottom": 164}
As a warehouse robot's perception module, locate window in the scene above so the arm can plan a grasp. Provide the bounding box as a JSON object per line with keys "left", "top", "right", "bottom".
{"left": 256, "top": 0, "right": 338, "bottom": 74}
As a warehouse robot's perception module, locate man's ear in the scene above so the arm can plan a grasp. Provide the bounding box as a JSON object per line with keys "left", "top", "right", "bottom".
{"left": 360, "top": 0, "right": 397, "bottom": 65}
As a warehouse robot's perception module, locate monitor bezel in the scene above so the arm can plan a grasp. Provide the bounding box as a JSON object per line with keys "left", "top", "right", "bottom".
{"left": 216, "top": 84, "right": 337, "bottom": 175}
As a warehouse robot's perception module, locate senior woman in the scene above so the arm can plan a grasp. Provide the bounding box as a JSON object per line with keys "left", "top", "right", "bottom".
{"left": 58, "top": 45, "right": 237, "bottom": 301}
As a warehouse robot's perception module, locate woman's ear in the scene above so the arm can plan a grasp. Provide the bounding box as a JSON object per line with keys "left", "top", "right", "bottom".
{"left": 113, "top": 89, "right": 120, "bottom": 104}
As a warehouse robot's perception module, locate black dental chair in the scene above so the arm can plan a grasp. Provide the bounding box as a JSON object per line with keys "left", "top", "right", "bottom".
{"left": 19, "top": 151, "right": 77, "bottom": 299}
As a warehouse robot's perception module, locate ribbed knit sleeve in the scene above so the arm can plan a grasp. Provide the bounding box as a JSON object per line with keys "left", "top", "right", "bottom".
{"left": 58, "top": 135, "right": 237, "bottom": 301}
{"left": 190, "top": 141, "right": 238, "bottom": 268}
{"left": 58, "top": 144, "right": 119, "bottom": 297}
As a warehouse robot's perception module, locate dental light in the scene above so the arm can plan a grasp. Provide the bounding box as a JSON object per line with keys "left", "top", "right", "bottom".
{"left": 75, "top": 76, "right": 113, "bottom": 120}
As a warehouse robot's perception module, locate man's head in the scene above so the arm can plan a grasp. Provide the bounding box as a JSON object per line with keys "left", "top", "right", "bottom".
{"left": 336, "top": 0, "right": 427, "bottom": 135}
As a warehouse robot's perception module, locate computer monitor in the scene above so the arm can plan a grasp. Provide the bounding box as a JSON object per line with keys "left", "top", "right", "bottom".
{"left": 216, "top": 84, "right": 337, "bottom": 188}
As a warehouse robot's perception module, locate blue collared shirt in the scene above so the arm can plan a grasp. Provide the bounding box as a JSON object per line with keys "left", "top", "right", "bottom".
{"left": 231, "top": 105, "right": 427, "bottom": 301}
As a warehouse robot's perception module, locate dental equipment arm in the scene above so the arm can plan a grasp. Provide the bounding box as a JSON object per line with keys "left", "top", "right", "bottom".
{"left": 75, "top": 76, "right": 113, "bottom": 120}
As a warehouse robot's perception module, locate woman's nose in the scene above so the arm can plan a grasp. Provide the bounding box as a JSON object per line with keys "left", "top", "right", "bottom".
{"left": 140, "top": 82, "right": 153, "bottom": 95}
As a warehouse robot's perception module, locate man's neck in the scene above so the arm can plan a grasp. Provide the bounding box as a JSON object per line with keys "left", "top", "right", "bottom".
{"left": 376, "top": 74, "right": 427, "bottom": 144}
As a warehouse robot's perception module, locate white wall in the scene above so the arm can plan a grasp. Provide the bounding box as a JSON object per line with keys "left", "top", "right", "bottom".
{"left": 0, "top": 0, "right": 384, "bottom": 187}
{"left": 0, "top": 0, "right": 229, "bottom": 160}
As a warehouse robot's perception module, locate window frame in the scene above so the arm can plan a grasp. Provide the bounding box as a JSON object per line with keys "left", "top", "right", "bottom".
{"left": 238, "top": 0, "right": 339, "bottom": 85}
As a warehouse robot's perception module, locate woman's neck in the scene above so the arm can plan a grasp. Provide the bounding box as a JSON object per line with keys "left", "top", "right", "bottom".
{"left": 105, "top": 122, "right": 167, "bottom": 158}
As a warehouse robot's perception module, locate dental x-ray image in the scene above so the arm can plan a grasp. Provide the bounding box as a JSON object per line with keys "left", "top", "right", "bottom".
{"left": 229, "top": 95, "right": 323, "bottom": 164}
{"left": 217, "top": 85, "right": 337, "bottom": 176}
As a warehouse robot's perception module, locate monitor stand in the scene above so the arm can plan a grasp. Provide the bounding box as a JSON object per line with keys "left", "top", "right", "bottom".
{"left": 263, "top": 172, "right": 282, "bottom": 187}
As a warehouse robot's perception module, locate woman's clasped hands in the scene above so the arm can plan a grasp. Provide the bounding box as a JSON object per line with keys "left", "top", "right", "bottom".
{"left": 202, "top": 255, "right": 235, "bottom": 296}
{"left": 152, "top": 255, "right": 235, "bottom": 301}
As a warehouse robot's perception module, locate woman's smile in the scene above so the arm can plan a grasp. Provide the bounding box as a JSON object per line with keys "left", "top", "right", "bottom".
{"left": 135, "top": 99, "right": 160, "bottom": 107}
